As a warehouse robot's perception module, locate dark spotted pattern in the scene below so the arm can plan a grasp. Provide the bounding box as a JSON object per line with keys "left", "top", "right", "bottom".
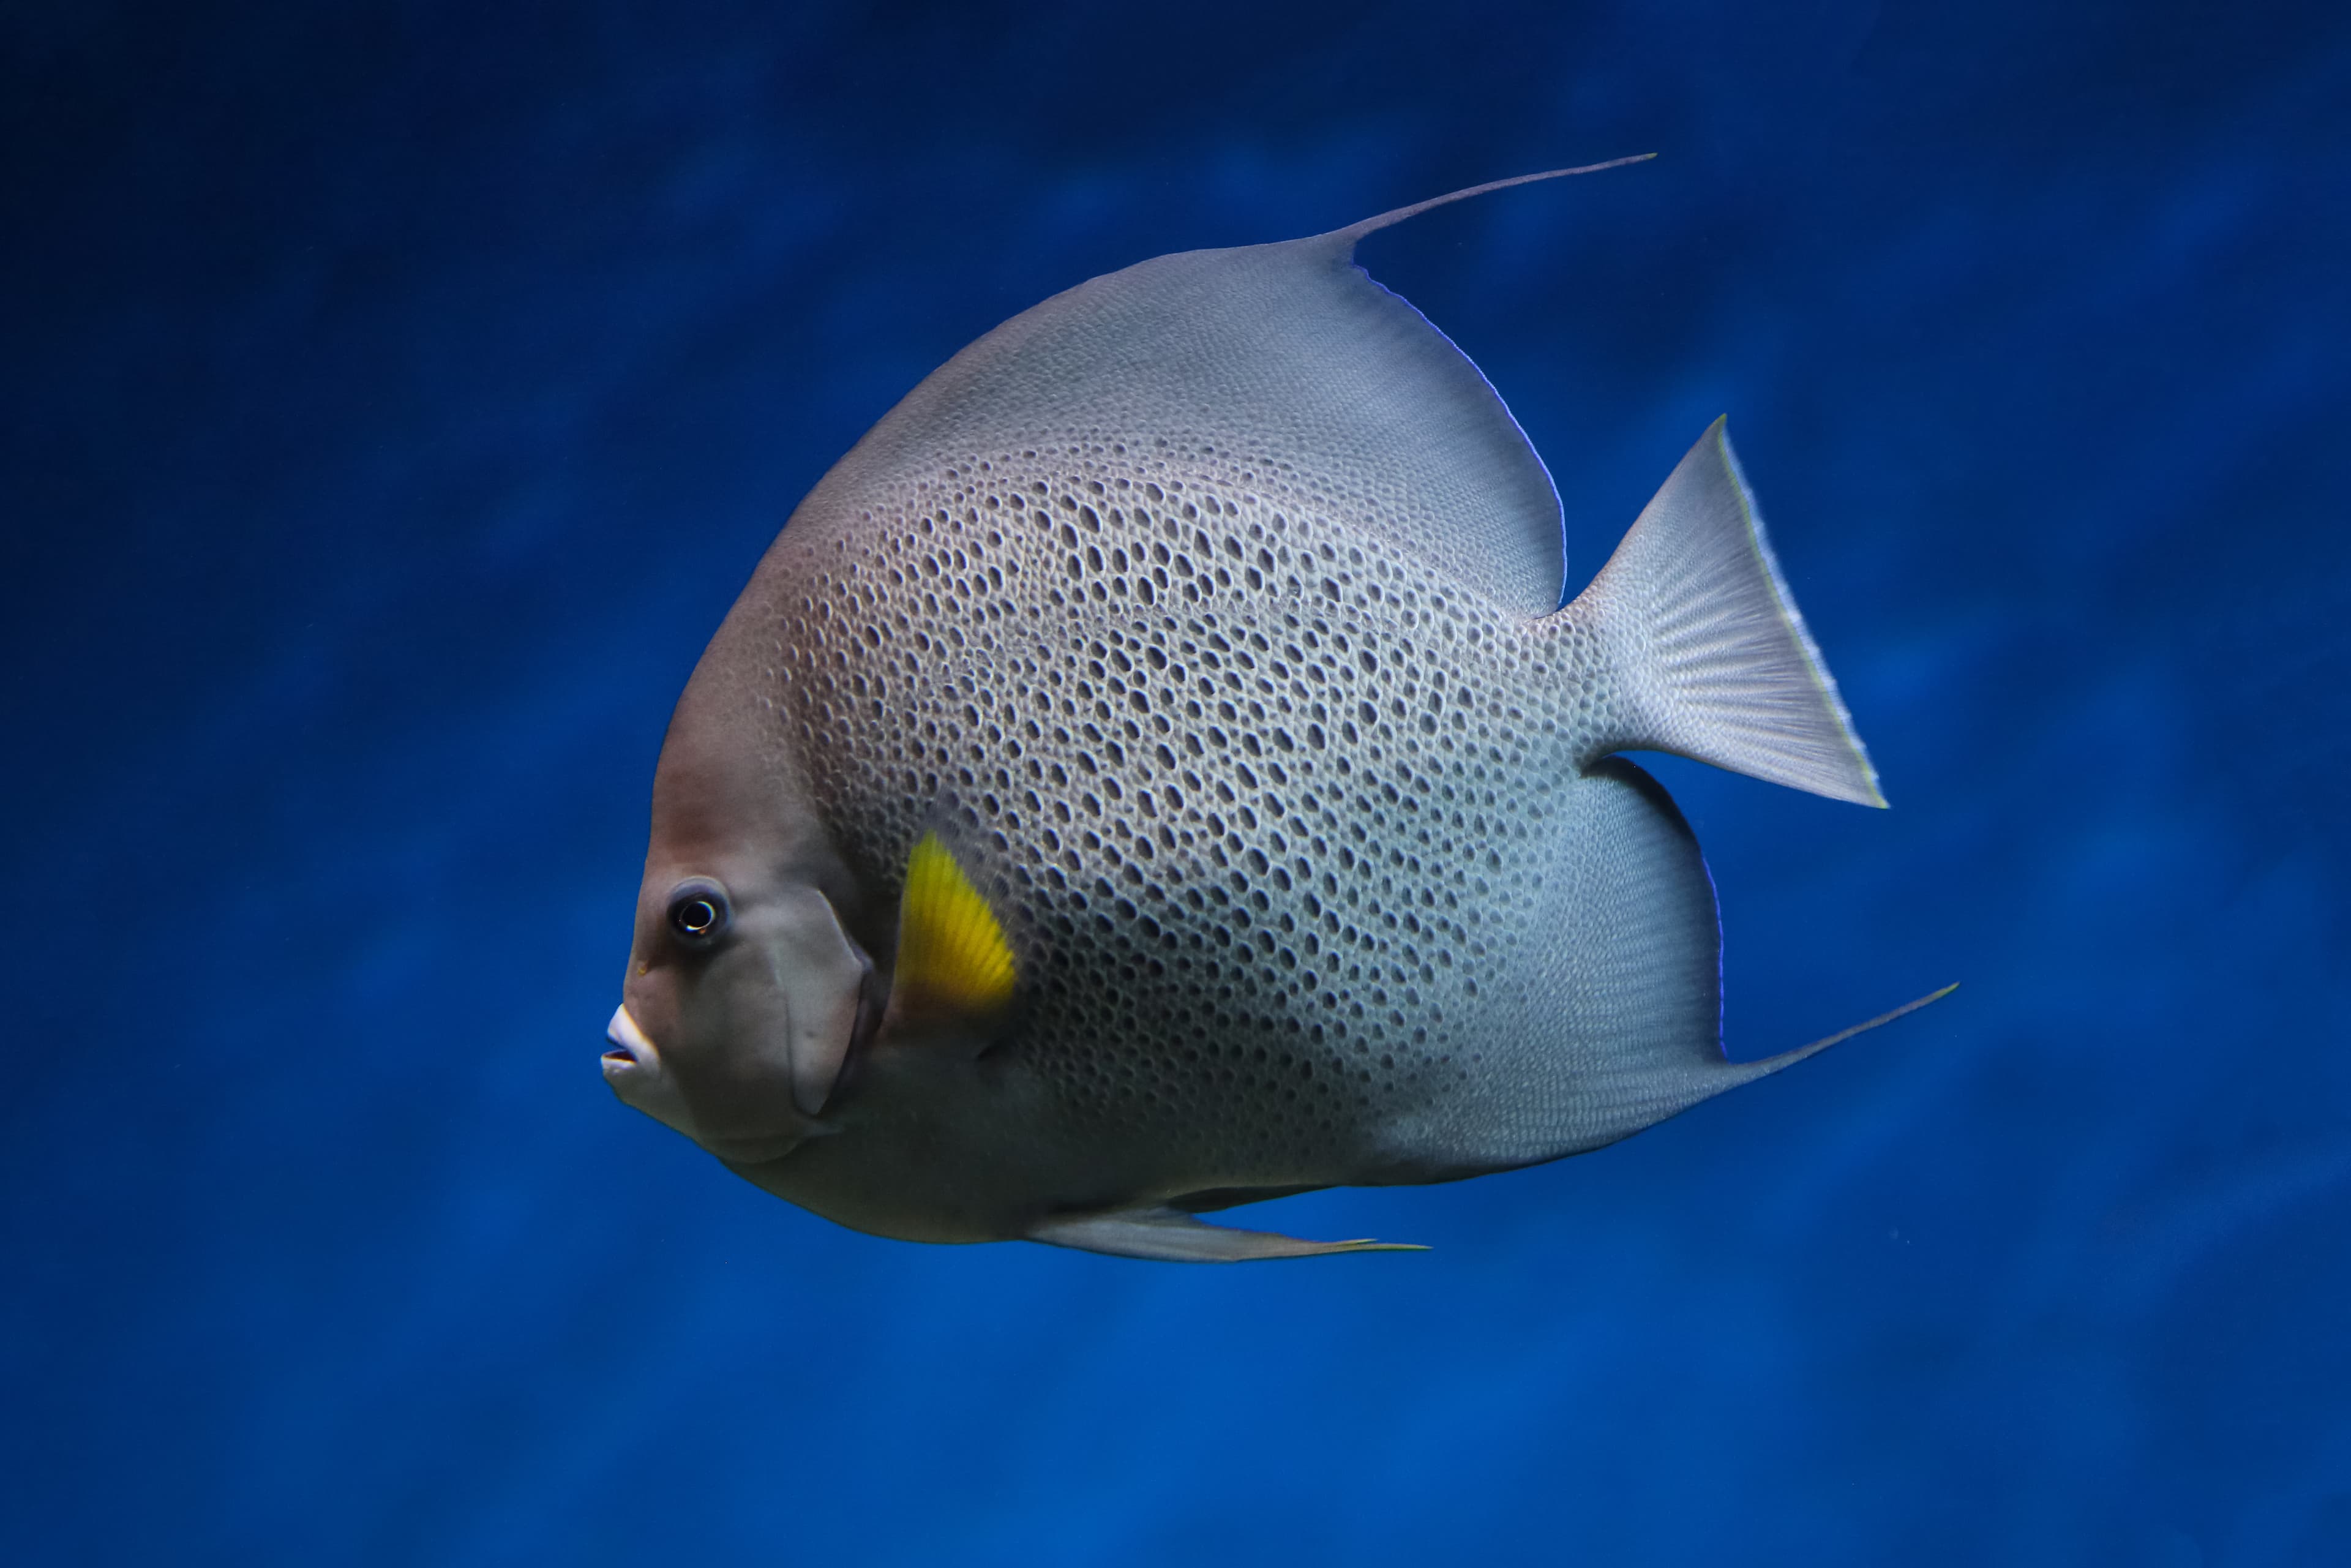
{"left": 755, "top": 434, "right": 1616, "bottom": 1181}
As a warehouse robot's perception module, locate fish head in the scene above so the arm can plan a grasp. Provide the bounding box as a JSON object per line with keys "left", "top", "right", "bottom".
{"left": 605, "top": 643, "right": 874, "bottom": 1165}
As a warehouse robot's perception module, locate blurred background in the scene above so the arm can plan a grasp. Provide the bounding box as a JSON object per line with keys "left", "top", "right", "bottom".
{"left": 4, "top": 2, "right": 2345, "bottom": 1562}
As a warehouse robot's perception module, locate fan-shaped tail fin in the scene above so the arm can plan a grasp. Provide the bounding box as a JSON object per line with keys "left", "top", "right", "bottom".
{"left": 1562, "top": 418, "right": 1884, "bottom": 806}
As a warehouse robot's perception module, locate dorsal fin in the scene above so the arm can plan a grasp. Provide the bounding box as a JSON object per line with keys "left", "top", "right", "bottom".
{"left": 817, "top": 159, "right": 1654, "bottom": 618}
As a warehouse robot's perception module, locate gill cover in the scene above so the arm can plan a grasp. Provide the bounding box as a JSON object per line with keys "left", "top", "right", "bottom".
{"left": 760, "top": 881, "right": 871, "bottom": 1116}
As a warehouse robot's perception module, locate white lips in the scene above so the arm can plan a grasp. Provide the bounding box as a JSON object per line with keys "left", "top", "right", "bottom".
{"left": 602, "top": 1003, "right": 660, "bottom": 1082}
{"left": 602, "top": 1003, "right": 698, "bottom": 1141}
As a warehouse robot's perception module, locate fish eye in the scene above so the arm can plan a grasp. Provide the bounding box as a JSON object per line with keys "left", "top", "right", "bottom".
{"left": 666, "top": 879, "right": 732, "bottom": 946}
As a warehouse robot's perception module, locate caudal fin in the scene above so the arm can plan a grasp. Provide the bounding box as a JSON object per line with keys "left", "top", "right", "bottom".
{"left": 1562, "top": 419, "right": 1884, "bottom": 806}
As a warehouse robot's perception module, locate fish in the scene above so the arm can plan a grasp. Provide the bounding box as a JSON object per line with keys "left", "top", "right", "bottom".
{"left": 602, "top": 159, "right": 1951, "bottom": 1262}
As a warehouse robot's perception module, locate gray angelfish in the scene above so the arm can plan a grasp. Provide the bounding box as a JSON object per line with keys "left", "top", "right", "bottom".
{"left": 604, "top": 159, "right": 1950, "bottom": 1261}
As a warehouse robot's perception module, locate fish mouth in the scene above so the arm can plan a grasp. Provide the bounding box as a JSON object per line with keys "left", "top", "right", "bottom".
{"left": 602, "top": 1004, "right": 659, "bottom": 1082}
{"left": 601, "top": 1002, "right": 822, "bottom": 1166}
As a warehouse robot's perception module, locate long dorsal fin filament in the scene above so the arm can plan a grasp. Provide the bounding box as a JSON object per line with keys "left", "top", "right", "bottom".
{"left": 1327, "top": 154, "right": 1659, "bottom": 245}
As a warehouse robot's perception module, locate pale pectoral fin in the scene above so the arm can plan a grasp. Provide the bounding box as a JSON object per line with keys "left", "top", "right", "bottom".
{"left": 1027, "top": 1206, "right": 1427, "bottom": 1263}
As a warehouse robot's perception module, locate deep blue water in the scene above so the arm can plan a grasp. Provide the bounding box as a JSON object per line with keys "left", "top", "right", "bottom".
{"left": 6, "top": 2, "right": 2347, "bottom": 1562}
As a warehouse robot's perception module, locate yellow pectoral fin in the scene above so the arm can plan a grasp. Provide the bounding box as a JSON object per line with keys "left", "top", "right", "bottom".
{"left": 893, "top": 832, "right": 1017, "bottom": 1018}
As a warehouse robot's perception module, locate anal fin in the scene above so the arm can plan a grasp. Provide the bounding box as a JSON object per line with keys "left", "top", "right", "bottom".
{"left": 1027, "top": 1206, "right": 1425, "bottom": 1263}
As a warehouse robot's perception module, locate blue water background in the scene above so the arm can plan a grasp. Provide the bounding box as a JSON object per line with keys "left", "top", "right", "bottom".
{"left": 6, "top": 2, "right": 2347, "bottom": 1562}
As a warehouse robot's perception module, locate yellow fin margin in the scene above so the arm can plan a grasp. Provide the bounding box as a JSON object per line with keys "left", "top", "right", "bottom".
{"left": 894, "top": 832, "right": 1016, "bottom": 1015}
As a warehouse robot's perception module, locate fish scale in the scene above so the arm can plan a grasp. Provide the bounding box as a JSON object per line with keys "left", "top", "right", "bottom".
{"left": 602, "top": 163, "right": 1948, "bottom": 1261}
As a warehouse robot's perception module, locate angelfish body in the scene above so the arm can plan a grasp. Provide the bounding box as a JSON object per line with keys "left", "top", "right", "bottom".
{"left": 606, "top": 163, "right": 1940, "bottom": 1262}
